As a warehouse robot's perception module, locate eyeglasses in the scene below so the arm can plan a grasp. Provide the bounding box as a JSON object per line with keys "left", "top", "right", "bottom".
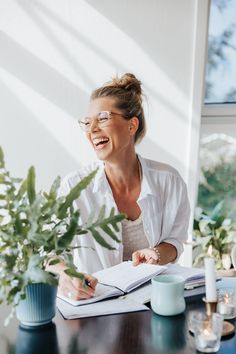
{"left": 78, "top": 111, "right": 126, "bottom": 132}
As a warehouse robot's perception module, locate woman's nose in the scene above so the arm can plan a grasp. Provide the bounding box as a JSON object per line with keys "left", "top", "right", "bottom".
{"left": 89, "top": 118, "right": 100, "bottom": 132}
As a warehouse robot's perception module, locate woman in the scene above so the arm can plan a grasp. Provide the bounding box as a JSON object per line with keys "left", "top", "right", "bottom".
{"left": 51, "top": 73, "right": 190, "bottom": 300}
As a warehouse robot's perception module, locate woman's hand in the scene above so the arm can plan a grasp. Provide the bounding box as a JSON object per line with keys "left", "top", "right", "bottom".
{"left": 59, "top": 272, "right": 98, "bottom": 300}
{"left": 132, "top": 248, "right": 159, "bottom": 266}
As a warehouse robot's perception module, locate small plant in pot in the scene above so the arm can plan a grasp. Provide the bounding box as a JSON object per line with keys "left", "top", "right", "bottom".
{"left": 0, "top": 147, "right": 125, "bottom": 326}
{"left": 193, "top": 201, "right": 236, "bottom": 272}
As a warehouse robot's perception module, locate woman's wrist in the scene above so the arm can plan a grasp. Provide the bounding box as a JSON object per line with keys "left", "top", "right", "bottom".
{"left": 150, "top": 246, "right": 161, "bottom": 264}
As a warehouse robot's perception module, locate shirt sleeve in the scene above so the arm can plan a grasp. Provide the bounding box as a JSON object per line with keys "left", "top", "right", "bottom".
{"left": 162, "top": 179, "right": 191, "bottom": 262}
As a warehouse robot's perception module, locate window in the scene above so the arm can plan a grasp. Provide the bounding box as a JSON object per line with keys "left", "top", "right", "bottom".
{"left": 198, "top": 0, "right": 236, "bottom": 216}
{"left": 205, "top": 0, "right": 236, "bottom": 104}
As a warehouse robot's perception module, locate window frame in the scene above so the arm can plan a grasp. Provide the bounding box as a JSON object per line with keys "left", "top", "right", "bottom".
{"left": 202, "top": 104, "right": 236, "bottom": 122}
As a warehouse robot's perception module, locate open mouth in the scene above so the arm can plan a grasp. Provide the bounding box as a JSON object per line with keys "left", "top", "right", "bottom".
{"left": 92, "top": 137, "right": 110, "bottom": 149}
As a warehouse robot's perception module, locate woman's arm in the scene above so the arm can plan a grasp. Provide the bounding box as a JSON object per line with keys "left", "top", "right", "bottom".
{"left": 132, "top": 242, "right": 177, "bottom": 266}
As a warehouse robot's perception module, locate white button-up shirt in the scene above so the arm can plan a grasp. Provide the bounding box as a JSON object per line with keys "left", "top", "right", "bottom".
{"left": 59, "top": 155, "right": 190, "bottom": 273}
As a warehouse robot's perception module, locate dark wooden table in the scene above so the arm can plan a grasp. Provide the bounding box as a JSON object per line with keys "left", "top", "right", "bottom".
{"left": 0, "top": 280, "right": 236, "bottom": 354}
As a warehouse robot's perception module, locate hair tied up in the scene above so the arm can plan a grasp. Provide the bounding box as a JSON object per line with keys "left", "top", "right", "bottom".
{"left": 110, "top": 73, "right": 142, "bottom": 98}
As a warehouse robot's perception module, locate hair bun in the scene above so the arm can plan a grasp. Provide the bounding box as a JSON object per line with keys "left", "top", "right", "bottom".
{"left": 109, "top": 73, "right": 142, "bottom": 98}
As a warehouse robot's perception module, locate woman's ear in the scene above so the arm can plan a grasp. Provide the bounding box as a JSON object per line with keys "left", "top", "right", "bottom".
{"left": 128, "top": 117, "right": 139, "bottom": 136}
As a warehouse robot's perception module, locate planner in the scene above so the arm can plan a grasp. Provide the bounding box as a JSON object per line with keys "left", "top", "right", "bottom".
{"left": 57, "top": 261, "right": 166, "bottom": 306}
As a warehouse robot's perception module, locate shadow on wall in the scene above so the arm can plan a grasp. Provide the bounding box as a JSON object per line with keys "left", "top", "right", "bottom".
{"left": 85, "top": 0, "right": 194, "bottom": 100}
{"left": 15, "top": 0, "right": 196, "bottom": 128}
{"left": 137, "top": 137, "right": 187, "bottom": 178}
{"left": 16, "top": 0, "right": 95, "bottom": 90}
{"left": 0, "top": 80, "right": 79, "bottom": 189}
{"left": 0, "top": 0, "right": 199, "bottom": 190}
{"left": 0, "top": 32, "right": 88, "bottom": 118}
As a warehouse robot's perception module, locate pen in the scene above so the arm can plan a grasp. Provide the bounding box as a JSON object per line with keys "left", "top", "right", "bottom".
{"left": 85, "top": 279, "right": 92, "bottom": 288}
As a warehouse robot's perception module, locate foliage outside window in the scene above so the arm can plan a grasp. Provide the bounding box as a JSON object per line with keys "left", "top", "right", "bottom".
{"left": 197, "top": 134, "right": 236, "bottom": 215}
{"left": 205, "top": 0, "right": 236, "bottom": 104}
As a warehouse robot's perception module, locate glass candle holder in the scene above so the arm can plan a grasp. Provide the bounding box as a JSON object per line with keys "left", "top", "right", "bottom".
{"left": 191, "top": 312, "right": 223, "bottom": 353}
{"left": 217, "top": 289, "right": 236, "bottom": 320}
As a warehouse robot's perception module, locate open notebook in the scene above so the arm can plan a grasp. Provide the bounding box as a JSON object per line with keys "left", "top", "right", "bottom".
{"left": 163, "top": 264, "right": 206, "bottom": 289}
{"left": 57, "top": 261, "right": 166, "bottom": 306}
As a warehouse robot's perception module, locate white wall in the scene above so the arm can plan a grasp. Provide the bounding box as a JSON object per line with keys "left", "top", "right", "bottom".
{"left": 0, "top": 0, "right": 209, "bottom": 264}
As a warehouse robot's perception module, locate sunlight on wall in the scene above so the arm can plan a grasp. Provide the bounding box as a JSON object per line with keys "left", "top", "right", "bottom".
{"left": 0, "top": 0, "right": 195, "bottom": 187}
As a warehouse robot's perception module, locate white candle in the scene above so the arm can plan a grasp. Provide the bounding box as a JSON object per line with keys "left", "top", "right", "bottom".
{"left": 197, "top": 329, "right": 217, "bottom": 349}
{"left": 218, "top": 302, "right": 233, "bottom": 316}
{"left": 204, "top": 257, "right": 217, "bottom": 302}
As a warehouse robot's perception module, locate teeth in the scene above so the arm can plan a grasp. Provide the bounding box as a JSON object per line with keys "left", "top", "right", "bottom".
{"left": 93, "top": 138, "right": 109, "bottom": 146}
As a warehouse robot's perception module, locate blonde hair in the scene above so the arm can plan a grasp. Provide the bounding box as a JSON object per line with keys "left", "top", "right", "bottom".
{"left": 90, "top": 73, "right": 146, "bottom": 144}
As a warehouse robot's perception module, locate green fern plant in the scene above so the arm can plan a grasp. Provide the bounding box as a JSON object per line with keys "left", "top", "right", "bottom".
{"left": 0, "top": 147, "right": 125, "bottom": 309}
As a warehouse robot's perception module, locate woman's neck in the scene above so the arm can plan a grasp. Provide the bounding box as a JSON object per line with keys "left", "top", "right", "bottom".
{"left": 104, "top": 154, "right": 141, "bottom": 194}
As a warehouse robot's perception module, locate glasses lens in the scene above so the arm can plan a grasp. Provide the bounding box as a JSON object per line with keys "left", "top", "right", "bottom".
{"left": 98, "top": 111, "right": 109, "bottom": 119}
{"left": 78, "top": 111, "right": 110, "bottom": 131}
{"left": 78, "top": 118, "right": 89, "bottom": 131}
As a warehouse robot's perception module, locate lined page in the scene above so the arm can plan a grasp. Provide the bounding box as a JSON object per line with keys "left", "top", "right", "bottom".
{"left": 93, "top": 261, "right": 166, "bottom": 292}
{"left": 57, "top": 283, "right": 122, "bottom": 306}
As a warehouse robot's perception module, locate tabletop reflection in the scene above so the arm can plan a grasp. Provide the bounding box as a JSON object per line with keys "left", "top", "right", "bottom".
{"left": 14, "top": 322, "right": 59, "bottom": 354}
{"left": 151, "top": 312, "right": 186, "bottom": 351}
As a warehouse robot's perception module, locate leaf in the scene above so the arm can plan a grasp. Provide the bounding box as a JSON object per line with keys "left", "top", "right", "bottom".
{"left": 210, "top": 200, "right": 224, "bottom": 221}
{"left": 86, "top": 208, "right": 96, "bottom": 226}
{"left": 64, "top": 268, "right": 85, "bottom": 281}
{"left": 49, "top": 176, "right": 61, "bottom": 199}
{"left": 214, "top": 215, "right": 225, "bottom": 229}
{"left": 100, "top": 224, "right": 120, "bottom": 243}
{"left": 4, "top": 254, "right": 17, "bottom": 271}
{"left": 0, "top": 146, "right": 5, "bottom": 168}
{"left": 58, "top": 169, "right": 98, "bottom": 219}
{"left": 58, "top": 212, "right": 80, "bottom": 248}
{"left": 97, "top": 205, "right": 106, "bottom": 221}
{"left": 88, "top": 228, "right": 115, "bottom": 250}
{"left": 16, "top": 179, "right": 27, "bottom": 200}
{"left": 48, "top": 258, "right": 61, "bottom": 266}
{"left": 63, "top": 253, "right": 74, "bottom": 268}
{"left": 15, "top": 214, "right": 23, "bottom": 234}
{"left": 27, "top": 166, "right": 36, "bottom": 205}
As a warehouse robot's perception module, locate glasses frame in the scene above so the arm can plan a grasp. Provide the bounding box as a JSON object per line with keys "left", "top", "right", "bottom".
{"left": 78, "top": 111, "right": 127, "bottom": 132}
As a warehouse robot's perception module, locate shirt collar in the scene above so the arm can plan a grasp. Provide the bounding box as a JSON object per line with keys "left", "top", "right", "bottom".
{"left": 92, "top": 160, "right": 111, "bottom": 195}
{"left": 92, "top": 155, "right": 158, "bottom": 198}
{"left": 137, "top": 154, "right": 159, "bottom": 199}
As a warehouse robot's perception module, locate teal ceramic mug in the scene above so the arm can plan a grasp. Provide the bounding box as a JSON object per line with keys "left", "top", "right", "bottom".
{"left": 151, "top": 275, "right": 186, "bottom": 316}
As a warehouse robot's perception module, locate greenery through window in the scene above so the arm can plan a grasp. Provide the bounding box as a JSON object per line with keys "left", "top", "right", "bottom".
{"left": 197, "top": 134, "right": 236, "bottom": 215}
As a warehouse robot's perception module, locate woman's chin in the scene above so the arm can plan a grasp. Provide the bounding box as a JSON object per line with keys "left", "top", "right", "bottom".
{"left": 95, "top": 150, "right": 109, "bottom": 161}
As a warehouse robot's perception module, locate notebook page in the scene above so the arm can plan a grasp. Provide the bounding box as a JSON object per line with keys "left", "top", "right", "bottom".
{"left": 93, "top": 261, "right": 166, "bottom": 292}
{"left": 57, "top": 283, "right": 122, "bottom": 306}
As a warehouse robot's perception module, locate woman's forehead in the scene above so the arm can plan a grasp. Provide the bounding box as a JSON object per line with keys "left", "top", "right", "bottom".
{"left": 88, "top": 97, "right": 118, "bottom": 114}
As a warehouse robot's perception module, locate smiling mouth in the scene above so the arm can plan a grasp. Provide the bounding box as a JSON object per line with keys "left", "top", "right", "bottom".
{"left": 92, "top": 137, "right": 110, "bottom": 150}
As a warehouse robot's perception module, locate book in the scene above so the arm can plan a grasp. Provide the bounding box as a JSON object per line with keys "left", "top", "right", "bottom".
{"left": 57, "top": 261, "right": 166, "bottom": 306}
{"left": 56, "top": 297, "right": 150, "bottom": 320}
{"left": 162, "top": 264, "right": 206, "bottom": 289}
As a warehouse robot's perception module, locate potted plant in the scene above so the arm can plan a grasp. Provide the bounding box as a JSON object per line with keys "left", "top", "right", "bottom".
{"left": 193, "top": 200, "right": 236, "bottom": 272}
{"left": 0, "top": 147, "right": 125, "bottom": 326}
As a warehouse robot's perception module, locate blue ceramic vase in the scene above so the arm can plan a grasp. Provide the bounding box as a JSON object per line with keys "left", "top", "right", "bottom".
{"left": 16, "top": 283, "right": 58, "bottom": 327}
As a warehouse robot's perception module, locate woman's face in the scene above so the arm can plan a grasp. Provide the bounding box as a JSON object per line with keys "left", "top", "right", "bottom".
{"left": 85, "top": 97, "right": 138, "bottom": 162}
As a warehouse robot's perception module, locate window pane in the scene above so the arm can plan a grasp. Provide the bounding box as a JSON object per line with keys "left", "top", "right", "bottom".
{"left": 197, "top": 133, "right": 236, "bottom": 213}
{"left": 205, "top": 0, "right": 236, "bottom": 104}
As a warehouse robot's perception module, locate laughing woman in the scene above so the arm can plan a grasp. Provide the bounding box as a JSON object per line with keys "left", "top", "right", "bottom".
{"left": 50, "top": 73, "right": 190, "bottom": 300}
